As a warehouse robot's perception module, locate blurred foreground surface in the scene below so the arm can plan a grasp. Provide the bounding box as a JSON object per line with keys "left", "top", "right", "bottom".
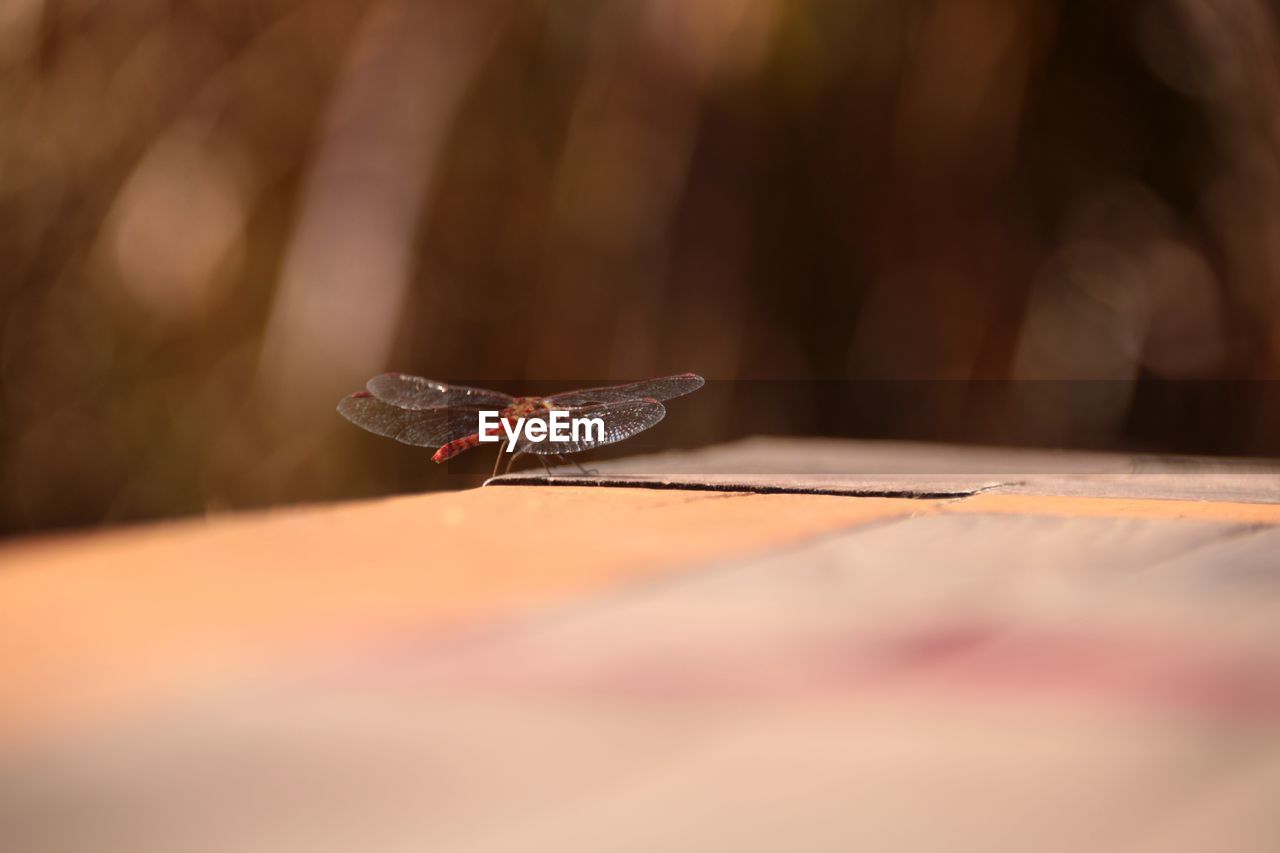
{"left": 2, "top": 438, "right": 1280, "bottom": 852}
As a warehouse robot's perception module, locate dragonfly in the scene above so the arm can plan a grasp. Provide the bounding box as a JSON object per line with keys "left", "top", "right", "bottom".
{"left": 337, "top": 373, "right": 705, "bottom": 477}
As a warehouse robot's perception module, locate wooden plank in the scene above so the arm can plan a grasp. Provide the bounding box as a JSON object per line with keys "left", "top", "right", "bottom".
{"left": 0, "top": 486, "right": 913, "bottom": 743}
{"left": 4, "top": 438, "right": 1279, "bottom": 852}
{"left": 4, "top": 510, "right": 1279, "bottom": 852}
{"left": 497, "top": 437, "right": 1280, "bottom": 503}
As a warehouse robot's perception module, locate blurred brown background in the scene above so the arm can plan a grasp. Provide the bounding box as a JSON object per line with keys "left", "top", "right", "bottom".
{"left": 2, "top": 0, "right": 1279, "bottom": 533}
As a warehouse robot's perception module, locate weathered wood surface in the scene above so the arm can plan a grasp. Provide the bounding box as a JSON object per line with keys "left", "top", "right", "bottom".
{"left": 2, "top": 439, "right": 1279, "bottom": 852}
{"left": 497, "top": 436, "right": 1280, "bottom": 502}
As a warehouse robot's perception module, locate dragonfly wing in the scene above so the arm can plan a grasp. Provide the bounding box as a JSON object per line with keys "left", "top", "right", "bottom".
{"left": 513, "top": 400, "right": 666, "bottom": 455}
{"left": 366, "top": 373, "right": 513, "bottom": 410}
{"left": 337, "top": 392, "right": 484, "bottom": 447}
{"left": 542, "top": 373, "right": 704, "bottom": 407}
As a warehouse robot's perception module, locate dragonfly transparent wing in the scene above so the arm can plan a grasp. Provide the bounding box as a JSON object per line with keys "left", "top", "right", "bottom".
{"left": 366, "top": 373, "right": 514, "bottom": 410}
{"left": 542, "top": 373, "right": 704, "bottom": 407}
{"left": 513, "top": 399, "right": 666, "bottom": 455}
{"left": 337, "top": 391, "right": 485, "bottom": 447}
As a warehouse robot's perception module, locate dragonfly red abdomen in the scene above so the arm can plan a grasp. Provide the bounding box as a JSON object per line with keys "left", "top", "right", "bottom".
{"left": 431, "top": 433, "right": 482, "bottom": 463}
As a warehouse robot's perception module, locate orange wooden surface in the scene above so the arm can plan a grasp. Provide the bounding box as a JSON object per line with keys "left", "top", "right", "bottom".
{"left": 3, "top": 485, "right": 1277, "bottom": 745}
{"left": 0, "top": 487, "right": 911, "bottom": 743}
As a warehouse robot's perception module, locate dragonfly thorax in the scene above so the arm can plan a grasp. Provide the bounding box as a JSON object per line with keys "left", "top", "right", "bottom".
{"left": 500, "top": 397, "right": 553, "bottom": 418}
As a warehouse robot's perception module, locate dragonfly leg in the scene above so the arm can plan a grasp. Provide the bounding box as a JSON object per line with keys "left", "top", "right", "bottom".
{"left": 490, "top": 449, "right": 504, "bottom": 479}
{"left": 558, "top": 453, "right": 597, "bottom": 477}
{"left": 539, "top": 455, "right": 554, "bottom": 478}
{"left": 503, "top": 451, "right": 524, "bottom": 475}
